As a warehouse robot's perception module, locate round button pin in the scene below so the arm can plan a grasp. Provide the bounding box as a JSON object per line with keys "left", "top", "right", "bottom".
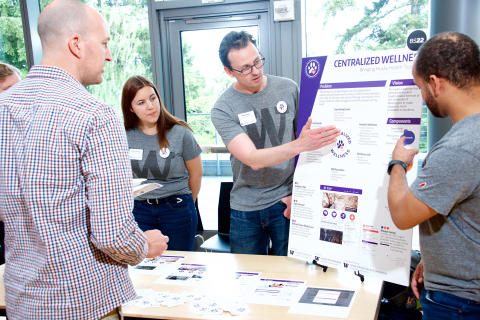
{"left": 159, "top": 148, "right": 170, "bottom": 158}
{"left": 277, "top": 101, "right": 287, "bottom": 113}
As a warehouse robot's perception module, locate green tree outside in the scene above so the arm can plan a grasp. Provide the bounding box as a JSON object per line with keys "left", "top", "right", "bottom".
{"left": 88, "top": 0, "right": 152, "bottom": 112}
{"left": 320, "top": 0, "right": 428, "bottom": 54}
{"left": 1, "top": 0, "right": 152, "bottom": 114}
{"left": 0, "top": 0, "right": 28, "bottom": 77}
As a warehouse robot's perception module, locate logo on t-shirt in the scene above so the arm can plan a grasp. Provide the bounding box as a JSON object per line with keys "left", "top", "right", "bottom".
{"left": 245, "top": 107, "right": 289, "bottom": 148}
{"left": 131, "top": 150, "right": 175, "bottom": 180}
{"left": 419, "top": 182, "right": 427, "bottom": 187}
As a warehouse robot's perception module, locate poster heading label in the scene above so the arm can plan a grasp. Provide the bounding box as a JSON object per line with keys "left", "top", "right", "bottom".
{"left": 334, "top": 53, "right": 417, "bottom": 68}
{"left": 387, "top": 118, "right": 421, "bottom": 125}
{"left": 320, "top": 185, "right": 363, "bottom": 195}
{"left": 389, "top": 79, "right": 415, "bottom": 86}
{"left": 319, "top": 81, "right": 386, "bottom": 90}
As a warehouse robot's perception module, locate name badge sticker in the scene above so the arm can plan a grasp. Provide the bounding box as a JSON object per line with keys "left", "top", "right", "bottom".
{"left": 129, "top": 149, "right": 143, "bottom": 160}
{"left": 238, "top": 111, "right": 256, "bottom": 126}
{"left": 159, "top": 148, "right": 170, "bottom": 158}
{"left": 277, "top": 101, "right": 287, "bottom": 113}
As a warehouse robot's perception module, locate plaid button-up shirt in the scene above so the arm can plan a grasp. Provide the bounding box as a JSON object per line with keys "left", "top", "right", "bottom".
{"left": 0, "top": 66, "right": 148, "bottom": 319}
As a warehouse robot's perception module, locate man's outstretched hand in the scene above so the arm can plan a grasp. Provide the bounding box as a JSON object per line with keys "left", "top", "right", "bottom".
{"left": 296, "top": 117, "right": 340, "bottom": 153}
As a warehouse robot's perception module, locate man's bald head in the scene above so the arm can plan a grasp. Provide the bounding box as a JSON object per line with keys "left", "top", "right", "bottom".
{"left": 38, "top": 0, "right": 99, "bottom": 50}
{"left": 37, "top": 0, "right": 112, "bottom": 86}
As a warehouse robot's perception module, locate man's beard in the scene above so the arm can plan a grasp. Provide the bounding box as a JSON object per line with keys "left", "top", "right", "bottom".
{"left": 425, "top": 86, "right": 444, "bottom": 118}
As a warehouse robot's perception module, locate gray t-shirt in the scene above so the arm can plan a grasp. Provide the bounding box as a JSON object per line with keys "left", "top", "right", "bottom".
{"left": 126, "top": 124, "right": 202, "bottom": 200}
{"left": 411, "top": 113, "right": 480, "bottom": 302}
{"left": 211, "top": 75, "right": 299, "bottom": 211}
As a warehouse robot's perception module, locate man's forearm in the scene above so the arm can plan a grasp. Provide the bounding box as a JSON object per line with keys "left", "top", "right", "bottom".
{"left": 387, "top": 165, "right": 411, "bottom": 227}
{"left": 388, "top": 137, "right": 437, "bottom": 230}
{"left": 244, "top": 139, "right": 302, "bottom": 170}
{"left": 227, "top": 119, "right": 340, "bottom": 170}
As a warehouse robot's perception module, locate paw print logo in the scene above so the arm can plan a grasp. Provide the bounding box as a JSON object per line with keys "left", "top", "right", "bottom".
{"left": 337, "top": 140, "right": 344, "bottom": 150}
{"left": 307, "top": 62, "right": 317, "bottom": 75}
{"left": 305, "top": 59, "right": 321, "bottom": 78}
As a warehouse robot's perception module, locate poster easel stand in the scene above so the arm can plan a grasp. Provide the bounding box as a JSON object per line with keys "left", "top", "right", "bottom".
{"left": 313, "top": 260, "right": 365, "bottom": 282}
{"left": 312, "top": 260, "right": 328, "bottom": 272}
{"left": 354, "top": 270, "right": 365, "bottom": 282}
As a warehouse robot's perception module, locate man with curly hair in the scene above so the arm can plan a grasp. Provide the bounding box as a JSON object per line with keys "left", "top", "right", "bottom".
{"left": 388, "top": 32, "right": 480, "bottom": 319}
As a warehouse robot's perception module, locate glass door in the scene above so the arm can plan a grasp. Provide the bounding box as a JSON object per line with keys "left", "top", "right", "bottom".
{"left": 165, "top": 12, "right": 270, "bottom": 137}
{"left": 162, "top": 12, "right": 269, "bottom": 229}
{"left": 181, "top": 26, "right": 258, "bottom": 149}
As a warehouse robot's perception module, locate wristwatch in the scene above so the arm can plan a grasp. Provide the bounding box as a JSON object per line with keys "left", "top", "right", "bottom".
{"left": 387, "top": 160, "right": 407, "bottom": 175}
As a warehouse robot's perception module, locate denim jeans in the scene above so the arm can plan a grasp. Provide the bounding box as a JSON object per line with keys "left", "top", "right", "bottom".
{"left": 421, "top": 289, "right": 480, "bottom": 320}
{"left": 230, "top": 200, "right": 290, "bottom": 256}
{"left": 133, "top": 194, "right": 198, "bottom": 251}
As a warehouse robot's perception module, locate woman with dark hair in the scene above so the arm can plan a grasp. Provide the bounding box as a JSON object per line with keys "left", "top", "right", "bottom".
{"left": 121, "top": 75, "right": 203, "bottom": 251}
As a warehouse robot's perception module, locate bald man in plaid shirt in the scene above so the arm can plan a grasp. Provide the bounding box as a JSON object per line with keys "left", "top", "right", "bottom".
{"left": 0, "top": 0, "right": 168, "bottom": 319}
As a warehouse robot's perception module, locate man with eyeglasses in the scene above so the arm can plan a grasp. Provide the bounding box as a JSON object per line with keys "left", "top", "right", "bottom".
{"left": 211, "top": 31, "right": 340, "bottom": 256}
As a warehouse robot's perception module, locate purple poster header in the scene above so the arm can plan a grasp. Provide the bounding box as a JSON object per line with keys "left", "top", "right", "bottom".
{"left": 389, "top": 79, "right": 415, "bottom": 86}
{"left": 236, "top": 272, "right": 260, "bottom": 275}
{"left": 386, "top": 118, "right": 421, "bottom": 125}
{"left": 362, "top": 240, "right": 378, "bottom": 245}
{"left": 260, "top": 279, "right": 305, "bottom": 283}
{"left": 320, "top": 185, "right": 363, "bottom": 195}
{"left": 319, "top": 80, "right": 386, "bottom": 90}
{"left": 298, "top": 56, "right": 328, "bottom": 138}
{"left": 296, "top": 56, "right": 328, "bottom": 167}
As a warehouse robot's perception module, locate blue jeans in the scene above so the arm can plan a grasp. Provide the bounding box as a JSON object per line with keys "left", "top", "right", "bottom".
{"left": 133, "top": 194, "right": 198, "bottom": 251}
{"left": 421, "top": 289, "right": 480, "bottom": 320}
{"left": 230, "top": 201, "right": 290, "bottom": 256}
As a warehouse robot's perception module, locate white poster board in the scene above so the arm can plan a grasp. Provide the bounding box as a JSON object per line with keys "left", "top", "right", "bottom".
{"left": 288, "top": 48, "right": 423, "bottom": 286}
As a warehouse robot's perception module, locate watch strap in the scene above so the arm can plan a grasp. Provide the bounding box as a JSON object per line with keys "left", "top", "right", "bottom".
{"left": 388, "top": 160, "right": 407, "bottom": 175}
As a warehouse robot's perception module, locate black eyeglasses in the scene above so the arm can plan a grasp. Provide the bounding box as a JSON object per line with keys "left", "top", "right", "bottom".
{"left": 231, "top": 53, "right": 265, "bottom": 76}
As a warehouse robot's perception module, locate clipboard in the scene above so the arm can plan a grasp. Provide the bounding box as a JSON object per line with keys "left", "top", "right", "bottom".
{"left": 132, "top": 179, "right": 162, "bottom": 198}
